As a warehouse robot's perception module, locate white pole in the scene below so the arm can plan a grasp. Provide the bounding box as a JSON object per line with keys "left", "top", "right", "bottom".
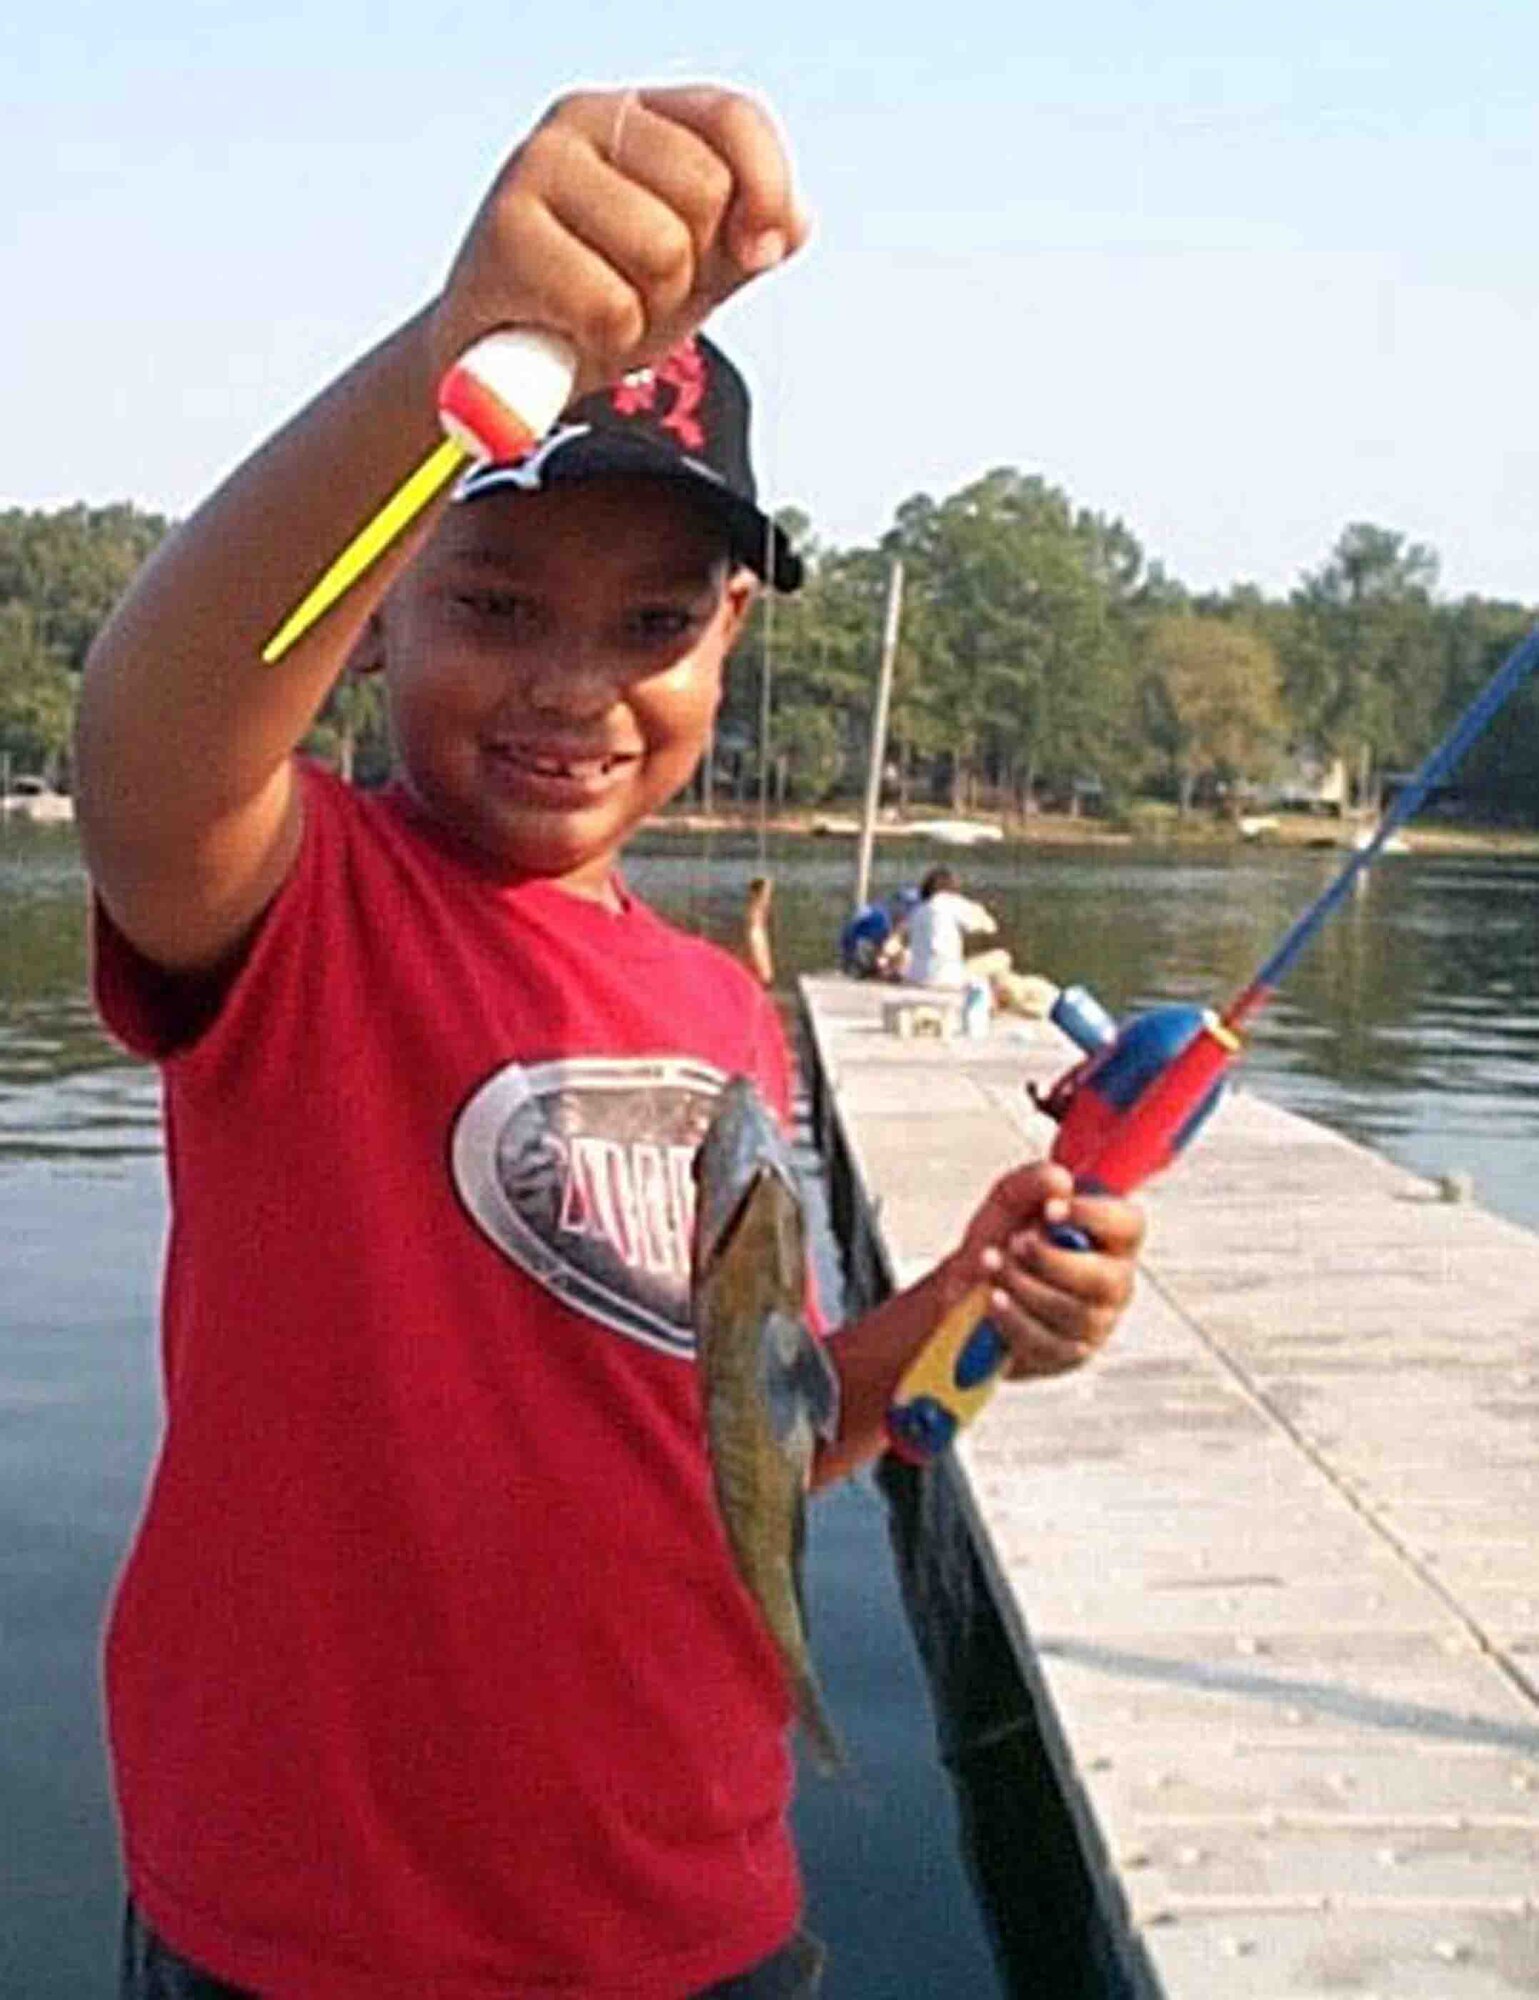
{"left": 854, "top": 558, "right": 903, "bottom": 912}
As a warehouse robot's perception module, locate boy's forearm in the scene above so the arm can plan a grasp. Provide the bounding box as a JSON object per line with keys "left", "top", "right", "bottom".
{"left": 812, "top": 1260, "right": 957, "bottom": 1488}
{"left": 77, "top": 306, "right": 444, "bottom": 839}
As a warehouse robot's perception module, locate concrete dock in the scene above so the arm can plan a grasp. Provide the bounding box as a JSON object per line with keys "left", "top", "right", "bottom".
{"left": 800, "top": 973, "right": 1539, "bottom": 1998}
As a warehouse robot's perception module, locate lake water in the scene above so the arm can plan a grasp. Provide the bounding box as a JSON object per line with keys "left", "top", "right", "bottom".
{"left": 3, "top": 818, "right": 1537, "bottom": 1997}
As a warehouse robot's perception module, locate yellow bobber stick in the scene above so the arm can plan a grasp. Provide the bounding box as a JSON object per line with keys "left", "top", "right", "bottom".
{"left": 261, "top": 330, "right": 577, "bottom": 666}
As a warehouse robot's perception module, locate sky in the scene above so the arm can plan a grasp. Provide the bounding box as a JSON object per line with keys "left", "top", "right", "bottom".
{"left": 5, "top": 1, "right": 1537, "bottom": 602}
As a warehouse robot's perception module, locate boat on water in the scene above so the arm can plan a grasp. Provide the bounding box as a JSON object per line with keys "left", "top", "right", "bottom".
{"left": 902, "top": 818, "right": 1004, "bottom": 847}
{"left": 1247, "top": 815, "right": 1411, "bottom": 854}
{"left": 810, "top": 814, "right": 1004, "bottom": 846}
{"left": 1, "top": 777, "right": 74, "bottom": 825}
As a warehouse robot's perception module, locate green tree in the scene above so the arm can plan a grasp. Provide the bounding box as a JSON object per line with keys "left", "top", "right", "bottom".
{"left": 0, "top": 601, "right": 75, "bottom": 778}
{"left": 1434, "top": 597, "right": 1539, "bottom": 820}
{"left": 770, "top": 699, "right": 843, "bottom": 802}
{"left": 1286, "top": 524, "right": 1443, "bottom": 806}
{"left": 722, "top": 533, "right": 891, "bottom": 805}
{"left": 883, "top": 470, "right": 1132, "bottom": 812}
{"left": 1143, "top": 613, "right": 1284, "bottom": 814}
{"left": 0, "top": 503, "right": 169, "bottom": 668}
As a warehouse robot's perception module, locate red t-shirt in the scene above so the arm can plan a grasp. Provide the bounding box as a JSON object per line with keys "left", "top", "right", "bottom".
{"left": 94, "top": 764, "right": 806, "bottom": 2000}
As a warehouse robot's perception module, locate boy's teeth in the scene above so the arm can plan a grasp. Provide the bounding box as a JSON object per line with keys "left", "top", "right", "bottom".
{"left": 489, "top": 743, "right": 627, "bottom": 781}
{"left": 522, "top": 752, "right": 610, "bottom": 777}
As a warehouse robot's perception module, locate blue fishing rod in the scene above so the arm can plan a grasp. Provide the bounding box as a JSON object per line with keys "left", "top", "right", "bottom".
{"left": 888, "top": 621, "right": 1539, "bottom": 1462}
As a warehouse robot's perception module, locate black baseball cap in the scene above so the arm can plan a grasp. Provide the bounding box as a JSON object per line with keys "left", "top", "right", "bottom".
{"left": 453, "top": 332, "right": 803, "bottom": 593}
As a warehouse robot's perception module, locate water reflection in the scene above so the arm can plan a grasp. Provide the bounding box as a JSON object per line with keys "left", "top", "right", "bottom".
{"left": 0, "top": 1060, "right": 161, "bottom": 1158}
{"left": 0, "top": 829, "right": 161, "bottom": 1159}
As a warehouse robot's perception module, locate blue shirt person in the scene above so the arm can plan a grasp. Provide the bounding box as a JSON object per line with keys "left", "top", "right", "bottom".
{"left": 838, "top": 886, "right": 920, "bottom": 977}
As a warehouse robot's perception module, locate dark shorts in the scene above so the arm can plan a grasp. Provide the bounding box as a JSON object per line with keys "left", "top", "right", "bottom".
{"left": 120, "top": 1902, "right": 824, "bottom": 1999}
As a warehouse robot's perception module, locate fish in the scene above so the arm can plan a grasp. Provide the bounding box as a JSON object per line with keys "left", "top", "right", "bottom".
{"left": 691, "top": 1075, "right": 846, "bottom": 1774}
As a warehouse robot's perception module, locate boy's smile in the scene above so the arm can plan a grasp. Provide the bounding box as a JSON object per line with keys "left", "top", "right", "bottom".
{"left": 380, "top": 477, "right": 756, "bottom": 900}
{"left": 482, "top": 735, "right": 639, "bottom": 808}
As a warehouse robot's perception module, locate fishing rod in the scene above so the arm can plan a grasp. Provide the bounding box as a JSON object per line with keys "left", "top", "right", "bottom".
{"left": 261, "top": 331, "right": 577, "bottom": 665}
{"left": 887, "top": 621, "right": 1539, "bottom": 1464}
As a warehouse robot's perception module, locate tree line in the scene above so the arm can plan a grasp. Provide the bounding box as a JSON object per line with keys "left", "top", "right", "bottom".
{"left": 721, "top": 477, "right": 1537, "bottom": 824}
{"left": 2, "top": 482, "right": 1534, "bottom": 821}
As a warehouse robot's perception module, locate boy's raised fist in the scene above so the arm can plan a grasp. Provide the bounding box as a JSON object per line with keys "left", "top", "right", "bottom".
{"left": 432, "top": 85, "right": 809, "bottom": 397}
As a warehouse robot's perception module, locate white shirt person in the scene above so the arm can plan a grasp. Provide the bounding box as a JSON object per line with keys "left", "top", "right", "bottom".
{"left": 902, "top": 867, "right": 1011, "bottom": 989}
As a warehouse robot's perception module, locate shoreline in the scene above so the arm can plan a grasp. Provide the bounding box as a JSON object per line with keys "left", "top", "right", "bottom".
{"left": 650, "top": 806, "right": 1539, "bottom": 858}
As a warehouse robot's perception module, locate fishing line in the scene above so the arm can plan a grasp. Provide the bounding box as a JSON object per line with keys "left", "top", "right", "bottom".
{"left": 757, "top": 529, "right": 775, "bottom": 871}
{"left": 754, "top": 260, "right": 790, "bottom": 871}
{"left": 690, "top": 233, "right": 790, "bottom": 961}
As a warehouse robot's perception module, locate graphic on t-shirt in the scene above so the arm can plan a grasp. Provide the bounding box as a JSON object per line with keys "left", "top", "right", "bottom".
{"left": 451, "top": 1055, "right": 727, "bottom": 1356}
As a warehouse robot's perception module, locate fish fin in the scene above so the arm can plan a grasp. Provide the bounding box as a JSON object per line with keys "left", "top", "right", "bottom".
{"left": 800, "top": 1332, "right": 842, "bottom": 1445}
{"left": 761, "top": 1311, "right": 842, "bottom": 1453}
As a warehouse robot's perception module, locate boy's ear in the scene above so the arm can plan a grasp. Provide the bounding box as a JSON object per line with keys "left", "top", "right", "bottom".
{"left": 345, "top": 612, "right": 387, "bottom": 679}
{"left": 723, "top": 566, "right": 760, "bottom": 635}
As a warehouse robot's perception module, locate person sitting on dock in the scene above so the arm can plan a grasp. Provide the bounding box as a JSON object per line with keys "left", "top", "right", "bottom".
{"left": 902, "top": 867, "right": 1058, "bottom": 1019}
{"left": 838, "top": 884, "right": 918, "bottom": 978}
{"left": 903, "top": 866, "right": 1013, "bottom": 988}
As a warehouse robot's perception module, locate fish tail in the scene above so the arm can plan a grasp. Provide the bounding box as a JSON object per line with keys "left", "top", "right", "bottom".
{"left": 795, "top": 1665, "right": 848, "bottom": 1777}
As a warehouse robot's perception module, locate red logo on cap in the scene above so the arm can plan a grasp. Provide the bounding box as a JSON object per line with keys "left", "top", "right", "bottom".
{"left": 611, "top": 339, "right": 707, "bottom": 451}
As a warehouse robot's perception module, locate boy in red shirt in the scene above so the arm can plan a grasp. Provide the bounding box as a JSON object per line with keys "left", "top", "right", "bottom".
{"left": 79, "top": 84, "right": 1143, "bottom": 1999}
